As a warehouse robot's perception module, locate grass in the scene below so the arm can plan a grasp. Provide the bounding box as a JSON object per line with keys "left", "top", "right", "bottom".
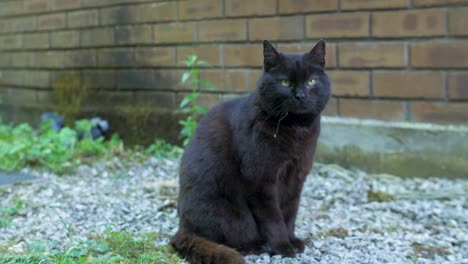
{"left": 0, "top": 200, "right": 24, "bottom": 228}
{"left": 0, "top": 230, "right": 183, "bottom": 264}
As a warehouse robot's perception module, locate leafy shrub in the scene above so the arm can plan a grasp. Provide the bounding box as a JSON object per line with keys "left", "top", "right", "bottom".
{"left": 0, "top": 119, "right": 123, "bottom": 173}
{"left": 179, "top": 54, "right": 218, "bottom": 146}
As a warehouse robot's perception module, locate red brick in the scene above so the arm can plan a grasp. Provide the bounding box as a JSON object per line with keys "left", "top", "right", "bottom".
{"left": 199, "top": 19, "right": 246, "bottom": 41}
{"left": 411, "top": 41, "right": 468, "bottom": 68}
{"left": 448, "top": 72, "right": 468, "bottom": 99}
{"left": 177, "top": 92, "right": 221, "bottom": 110}
{"left": 413, "top": 0, "right": 468, "bottom": 7}
{"left": 67, "top": 10, "right": 99, "bottom": 28}
{"left": 201, "top": 70, "right": 248, "bottom": 92}
{"left": 155, "top": 70, "right": 190, "bottom": 90}
{"left": 0, "top": 35, "right": 23, "bottom": 50}
{"left": 37, "top": 13, "right": 66, "bottom": 30}
{"left": 249, "top": 16, "right": 303, "bottom": 41}
{"left": 135, "top": 91, "right": 176, "bottom": 110}
{"left": 34, "top": 51, "right": 65, "bottom": 68}
{"left": 0, "top": 53, "right": 11, "bottom": 67}
{"left": 80, "top": 28, "right": 114, "bottom": 46}
{"left": 328, "top": 71, "right": 370, "bottom": 96}
{"left": 248, "top": 70, "right": 263, "bottom": 90}
{"left": 340, "top": 99, "right": 406, "bottom": 121}
{"left": 5, "top": 17, "right": 37, "bottom": 33}
{"left": 51, "top": 0, "right": 80, "bottom": 10}
{"left": 51, "top": 30, "right": 80, "bottom": 48}
{"left": 24, "top": 71, "right": 51, "bottom": 87}
{"left": 64, "top": 50, "right": 97, "bottom": 68}
{"left": 410, "top": 102, "right": 468, "bottom": 124}
{"left": 0, "top": 1, "right": 24, "bottom": 16}
{"left": 177, "top": 46, "right": 221, "bottom": 66}
{"left": 154, "top": 22, "right": 196, "bottom": 43}
{"left": 373, "top": 71, "right": 444, "bottom": 98}
{"left": 100, "top": 5, "right": 138, "bottom": 25}
{"left": 341, "top": 0, "right": 408, "bottom": 10}
{"left": 278, "top": 42, "right": 337, "bottom": 67}
{"left": 23, "top": 33, "right": 49, "bottom": 49}
{"left": 178, "top": 0, "right": 222, "bottom": 20}
{"left": 279, "top": 0, "right": 337, "bottom": 14}
{"left": 323, "top": 98, "right": 338, "bottom": 116}
{"left": 449, "top": 9, "right": 468, "bottom": 36}
{"left": 339, "top": 42, "right": 406, "bottom": 68}
{"left": 114, "top": 25, "right": 153, "bottom": 45}
{"left": 373, "top": 9, "right": 446, "bottom": 37}
{"left": 223, "top": 44, "right": 263, "bottom": 67}
{"left": 117, "top": 70, "right": 154, "bottom": 89}
{"left": 137, "top": 2, "right": 175, "bottom": 22}
{"left": 11, "top": 52, "right": 34, "bottom": 67}
{"left": 225, "top": 0, "right": 276, "bottom": 16}
{"left": 97, "top": 48, "right": 135, "bottom": 67}
{"left": 82, "top": 70, "right": 116, "bottom": 89}
{"left": 306, "top": 13, "right": 369, "bottom": 38}
{"left": 24, "top": 0, "right": 49, "bottom": 13}
{"left": 135, "top": 47, "right": 176, "bottom": 66}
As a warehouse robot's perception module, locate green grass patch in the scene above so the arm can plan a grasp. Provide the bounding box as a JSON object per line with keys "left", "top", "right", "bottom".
{"left": 0, "top": 231, "right": 183, "bottom": 264}
{"left": 0, "top": 200, "right": 24, "bottom": 228}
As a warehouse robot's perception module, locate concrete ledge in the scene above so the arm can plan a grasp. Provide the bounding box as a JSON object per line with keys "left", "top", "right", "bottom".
{"left": 317, "top": 117, "right": 468, "bottom": 179}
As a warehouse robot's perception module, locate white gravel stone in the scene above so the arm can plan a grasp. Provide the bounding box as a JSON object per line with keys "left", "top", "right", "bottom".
{"left": 0, "top": 159, "right": 467, "bottom": 264}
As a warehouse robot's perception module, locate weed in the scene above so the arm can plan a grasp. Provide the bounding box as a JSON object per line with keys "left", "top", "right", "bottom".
{"left": 411, "top": 242, "right": 450, "bottom": 259}
{"left": 146, "top": 139, "right": 183, "bottom": 159}
{"left": 367, "top": 189, "right": 396, "bottom": 203}
{"left": 179, "top": 54, "right": 218, "bottom": 146}
{"left": 320, "top": 227, "right": 349, "bottom": 239}
{"left": 0, "top": 200, "right": 24, "bottom": 228}
{"left": 0, "top": 118, "right": 123, "bottom": 173}
{"left": 0, "top": 230, "right": 183, "bottom": 264}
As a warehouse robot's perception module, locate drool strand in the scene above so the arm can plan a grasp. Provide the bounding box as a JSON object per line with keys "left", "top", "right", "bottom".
{"left": 274, "top": 111, "right": 288, "bottom": 138}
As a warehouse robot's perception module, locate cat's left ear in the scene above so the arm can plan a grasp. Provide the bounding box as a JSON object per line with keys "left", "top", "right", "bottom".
{"left": 306, "top": 39, "right": 326, "bottom": 67}
{"left": 263, "top": 40, "right": 281, "bottom": 72}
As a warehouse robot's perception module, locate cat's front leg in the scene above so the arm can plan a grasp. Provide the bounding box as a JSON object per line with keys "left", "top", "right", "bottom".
{"left": 249, "top": 185, "right": 296, "bottom": 257}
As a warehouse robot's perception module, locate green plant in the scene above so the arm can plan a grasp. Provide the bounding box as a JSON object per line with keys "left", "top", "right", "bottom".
{"left": 0, "top": 230, "right": 183, "bottom": 264}
{"left": 146, "top": 139, "right": 182, "bottom": 159}
{"left": 179, "top": 54, "right": 217, "bottom": 146}
{"left": 0, "top": 118, "right": 123, "bottom": 174}
{"left": 0, "top": 200, "right": 24, "bottom": 228}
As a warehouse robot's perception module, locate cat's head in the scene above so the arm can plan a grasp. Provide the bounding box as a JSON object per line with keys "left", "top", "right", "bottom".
{"left": 256, "top": 40, "right": 331, "bottom": 117}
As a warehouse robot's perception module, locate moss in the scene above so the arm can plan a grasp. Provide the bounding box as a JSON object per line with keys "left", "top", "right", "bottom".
{"left": 367, "top": 189, "right": 396, "bottom": 203}
{"left": 411, "top": 242, "right": 450, "bottom": 259}
{"left": 319, "top": 227, "right": 349, "bottom": 239}
{"left": 53, "top": 72, "right": 89, "bottom": 125}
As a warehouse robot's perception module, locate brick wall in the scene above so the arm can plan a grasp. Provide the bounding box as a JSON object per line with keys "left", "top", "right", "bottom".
{"left": 0, "top": 0, "right": 468, "bottom": 142}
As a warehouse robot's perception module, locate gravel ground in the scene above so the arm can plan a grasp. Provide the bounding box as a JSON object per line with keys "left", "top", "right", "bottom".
{"left": 0, "top": 157, "right": 467, "bottom": 264}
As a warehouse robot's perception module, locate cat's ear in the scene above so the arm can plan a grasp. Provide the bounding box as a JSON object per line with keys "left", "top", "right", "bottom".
{"left": 263, "top": 40, "right": 281, "bottom": 72}
{"left": 306, "top": 39, "right": 326, "bottom": 67}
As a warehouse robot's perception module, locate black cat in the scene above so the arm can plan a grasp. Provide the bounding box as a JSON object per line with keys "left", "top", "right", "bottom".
{"left": 170, "top": 40, "right": 331, "bottom": 264}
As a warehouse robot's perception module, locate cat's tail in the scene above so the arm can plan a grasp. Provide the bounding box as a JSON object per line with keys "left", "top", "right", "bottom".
{"left": 170, "top": 231, "right": 245, "bottom": 264}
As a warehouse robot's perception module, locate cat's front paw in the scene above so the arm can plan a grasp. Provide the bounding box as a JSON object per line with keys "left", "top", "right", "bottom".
{"left": 290, "top": 238, "right": 305, "bottom": 253}
{"left": 271, "top": 242, "right": 296, "bottom": 257}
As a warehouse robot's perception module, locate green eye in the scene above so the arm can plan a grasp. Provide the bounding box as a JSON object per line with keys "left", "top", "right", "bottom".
{"left": 280, "top": 80, "right": 291, "bottom": 87}
{"left": 307, "top": 80, "right": 316, "bottom": 86}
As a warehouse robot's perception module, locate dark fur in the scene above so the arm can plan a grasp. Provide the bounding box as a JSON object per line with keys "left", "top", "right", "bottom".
{"left": 170, "top": 40, "right": 331, "bottom": 264}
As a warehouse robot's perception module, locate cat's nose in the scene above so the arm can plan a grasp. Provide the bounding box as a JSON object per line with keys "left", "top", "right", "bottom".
{"left": 295, "top": 91, "right": 305, "bottom": 100}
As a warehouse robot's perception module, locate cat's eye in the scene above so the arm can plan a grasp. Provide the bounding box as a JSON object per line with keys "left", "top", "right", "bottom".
{"left": 280, "top": 80, "right": 291, "bottom": 87}
{"left": 307, "top": 80, "right": 316, "bottom": 86}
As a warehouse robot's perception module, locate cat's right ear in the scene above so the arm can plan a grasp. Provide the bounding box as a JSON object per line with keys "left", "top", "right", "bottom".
{"left": 263, "top": 40, "right": 280, "bottom": 72}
